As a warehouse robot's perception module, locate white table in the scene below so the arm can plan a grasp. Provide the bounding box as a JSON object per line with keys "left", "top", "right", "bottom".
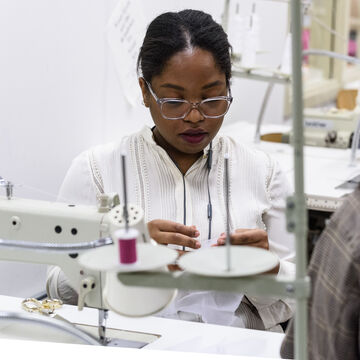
{"left": 221, "top": 121, "right": 359, "bottom": 211}
{"left": 0, "top": 295, "right": 284, "bottom": 359}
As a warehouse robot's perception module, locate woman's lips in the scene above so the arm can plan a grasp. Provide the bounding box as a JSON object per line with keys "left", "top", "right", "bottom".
{"left": 180, "top": 132, "right": 207, "bottom": 144}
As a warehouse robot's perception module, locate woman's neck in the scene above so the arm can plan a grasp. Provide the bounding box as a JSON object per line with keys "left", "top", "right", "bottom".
{"left": 152, "top": 127, "right": 203, "bottom": 175}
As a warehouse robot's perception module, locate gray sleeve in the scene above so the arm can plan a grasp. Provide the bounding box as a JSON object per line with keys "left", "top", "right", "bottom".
{"left": 46, "top": 266, "right": 78, "bottom": 305}
{"left": 280, "top": 317, "right": 295, "bottom": 358}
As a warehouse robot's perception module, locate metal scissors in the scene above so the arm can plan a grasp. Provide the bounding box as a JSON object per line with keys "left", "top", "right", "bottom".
{"left": 21, "top": 298, "right": 63, "bottom": 315}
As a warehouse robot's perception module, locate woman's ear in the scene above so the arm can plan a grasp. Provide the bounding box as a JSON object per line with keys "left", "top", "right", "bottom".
{"left": 139, "top": 77, "right": 150, "bottom": 107}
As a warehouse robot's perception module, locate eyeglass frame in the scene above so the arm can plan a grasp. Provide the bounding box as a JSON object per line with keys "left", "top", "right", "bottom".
{"left": 145, "top": 80, "right": 233, "bottom": 120}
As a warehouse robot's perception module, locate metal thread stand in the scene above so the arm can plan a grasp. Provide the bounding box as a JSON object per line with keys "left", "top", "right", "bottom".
{"left": 118, "top": 1, "right": 309, "bottom": 359}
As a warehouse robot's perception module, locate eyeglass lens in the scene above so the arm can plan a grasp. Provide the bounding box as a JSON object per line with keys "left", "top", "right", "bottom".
{"left": 161, "top": 99, "right": 229, "bottom": 119}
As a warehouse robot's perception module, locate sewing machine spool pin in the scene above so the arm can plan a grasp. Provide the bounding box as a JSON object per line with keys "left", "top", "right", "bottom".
{"left": 0, "top": 177, "right": 14, "bottom": 200}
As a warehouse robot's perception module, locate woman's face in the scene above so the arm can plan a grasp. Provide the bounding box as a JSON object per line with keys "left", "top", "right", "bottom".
{"left": 140, "top": 48, "right": 228, "bottom": 156}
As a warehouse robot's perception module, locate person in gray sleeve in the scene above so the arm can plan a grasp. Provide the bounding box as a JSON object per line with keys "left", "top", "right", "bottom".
{"left": 281, "top": 185, "right": 360, "bottom": 359}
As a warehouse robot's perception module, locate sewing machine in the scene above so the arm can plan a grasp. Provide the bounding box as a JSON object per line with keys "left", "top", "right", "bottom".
{"left": 296, "top": 107, "right": 360, "bottom": 149}
{"left": 0, "top": 180, "right": 177, "bottom": 346}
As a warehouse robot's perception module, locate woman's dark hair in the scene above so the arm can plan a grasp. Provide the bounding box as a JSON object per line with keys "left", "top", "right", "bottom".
{"left": 137, "top": 9, "right": 232, "bottom": 86}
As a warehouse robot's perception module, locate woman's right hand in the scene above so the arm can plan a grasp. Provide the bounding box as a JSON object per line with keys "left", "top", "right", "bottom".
{"left": 147, "top": 219, "right": 201, "bottom": 249}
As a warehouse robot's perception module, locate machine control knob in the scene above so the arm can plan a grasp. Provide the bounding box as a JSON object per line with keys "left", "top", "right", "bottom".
{"left": 325, "top": 130, "right": 337, "bottom": 144}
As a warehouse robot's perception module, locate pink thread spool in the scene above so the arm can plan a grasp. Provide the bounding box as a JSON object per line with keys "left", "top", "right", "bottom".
{"left": 114, "top": 228, "right": 138, "bottom": 264}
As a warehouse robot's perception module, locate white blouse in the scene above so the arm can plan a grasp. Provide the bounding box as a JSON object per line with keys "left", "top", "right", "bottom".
{"left": 49, "top": 126, "right": 295, "bottom": 331}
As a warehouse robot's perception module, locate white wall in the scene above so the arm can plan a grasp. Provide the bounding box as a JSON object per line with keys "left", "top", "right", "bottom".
{"left": 0, "top": 0, "right": 288, "bottom": 297}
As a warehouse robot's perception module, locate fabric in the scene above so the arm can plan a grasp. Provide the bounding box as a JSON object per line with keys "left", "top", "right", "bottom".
{"left": 281, "top": 186, "right": 360, "bottom": 359}
{"left": 47, "top": 126, "right": 295, "bottom": 330}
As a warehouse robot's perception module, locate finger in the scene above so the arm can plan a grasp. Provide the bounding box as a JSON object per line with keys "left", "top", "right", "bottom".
{"left": 167, "top": 264, "right": 183, "bottom": 272}
{"left": 154, "top": 220, "right": 199, "bottom": 237}
{"left": 234, "top": 228, "right": 252, "bottom": 234}
{"left": 231, "top": 230, "right": 267, "bottom": 245}
{"left": 157, "top": 232, "right": 201, "bottom": 249}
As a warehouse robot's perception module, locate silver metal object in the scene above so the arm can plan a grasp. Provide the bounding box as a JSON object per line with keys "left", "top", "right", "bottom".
{"left": 303, "top": 49, "right": 360, "bottom": 66}
{"left": 121, "top": 154, "right": 129, "bottom": 232}
{"left": 0, "top": 311, "right": 100, "bottom": 345}
{"left": 291, "top": 1, "right": 308, "bottom": 358}
{"left": 0, "top": 237, "right": 113, "bottom": 252}
{"left": 98, "top": 309, "right": 109, "bottom": 345}
{"left": 254, "top": 82, "right": 275, "bottom": 143}
{"left": 221, "top": 0, "right": 230, "bottom": 32}
{"left": 0, "top": 177, "right": 14, "bottom": 200}
{"left": 224, "top": 154, "right": 231, "bottom": 272}
{"left": 350, "top": 116, "right": 360, "bottom": 167}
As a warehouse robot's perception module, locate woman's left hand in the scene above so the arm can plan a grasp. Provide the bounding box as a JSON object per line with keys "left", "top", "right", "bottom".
{"left": 215, "top": 229, "right": 279, "bottom": 274}
{"left": 216, "top": 228, "right": 269, "bottom": 250}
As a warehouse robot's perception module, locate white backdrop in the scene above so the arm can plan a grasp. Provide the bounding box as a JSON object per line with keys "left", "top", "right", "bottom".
{"left": 0, "top": 0, "right": 288, "bottom": 297}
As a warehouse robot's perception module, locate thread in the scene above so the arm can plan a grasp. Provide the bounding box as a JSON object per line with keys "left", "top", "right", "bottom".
{"left": 114, "top": 228, "right": 138, "bottom": 264}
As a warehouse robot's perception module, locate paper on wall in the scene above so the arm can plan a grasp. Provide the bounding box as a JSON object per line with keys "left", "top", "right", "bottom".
{"left": 107, "top": 0, "right": 147, "bottom": 106}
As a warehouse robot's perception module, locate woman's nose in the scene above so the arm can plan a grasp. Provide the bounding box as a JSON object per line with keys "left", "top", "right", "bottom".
{"left": 184, "top": 106, "right": 204, "bottom": 123}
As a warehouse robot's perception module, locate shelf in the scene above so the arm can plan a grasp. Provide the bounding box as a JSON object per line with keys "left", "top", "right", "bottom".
{"left": 232, "top": 65, "right": 291, "bottom": 85}
{"left": 117, "top": 271, "right": 311, "bottom": 299}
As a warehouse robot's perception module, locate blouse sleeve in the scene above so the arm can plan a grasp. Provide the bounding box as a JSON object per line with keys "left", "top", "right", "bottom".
{"left": 57, "top": 150, "right": 97, "bottom": 205}
{"left": 246, "top": 157, "right": 296, "bottom": 330}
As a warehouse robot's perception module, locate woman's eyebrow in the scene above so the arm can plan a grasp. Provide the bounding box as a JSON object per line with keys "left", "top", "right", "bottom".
{"left": 202, "top": 80, "right": 224, "bottom": 90}
{"left": 159, "top": 80, "right": 225, "bottom": 91}
{"left": 160, "top": 83, "right": 185, "bottom": 91}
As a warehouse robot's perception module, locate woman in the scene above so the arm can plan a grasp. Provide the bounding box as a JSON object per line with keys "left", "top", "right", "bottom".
{"left": 47, "top": 9, "right": 295, "bottom": 332}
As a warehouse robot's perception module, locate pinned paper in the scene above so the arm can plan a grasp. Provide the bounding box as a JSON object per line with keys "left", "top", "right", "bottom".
{"left": 107, "top": 0, "right": 147, "bottom": 106}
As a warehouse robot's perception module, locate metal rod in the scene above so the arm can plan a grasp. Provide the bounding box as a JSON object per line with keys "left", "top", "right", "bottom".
{"left": 254, "top": 82, "right": 275, "bottom": 143}
{"left": 224, "top": 154, "right": 231, "bottom": 272}
{"left": 350, "top": 116, "right": 360, "bottom": 166}
{"left": 291, "top": 0, "right": 308, "bottom": 359}
{"left": 121, "top": 154, "right": 129, "bottom": 232}
{"left": 221, "top": 0, "right": 231, "bottom": 33}
{"left": 98, "top": 309, "right": 109, "bottom": 345}
{"left": 303, "top": 49, "right": 360, "bottom": 65}
{"left": 5, "top": 181, "right": 13, "bottom": 200}
{"left": 231, "top": 69, "right": 291, "bottom": 84}
{"left": 0, "top": 237, "right": 113, "bottom": 252}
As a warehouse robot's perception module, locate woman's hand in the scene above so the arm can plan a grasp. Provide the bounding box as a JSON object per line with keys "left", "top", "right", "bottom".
{"left": 216, "top": 229, "right": 269, "bottom": 250}
{"left": 216, "top": 229, "right": 279, "bottom": 274}
{"left": 148, "top": 219, "right": 200, "bottom": 272}
{"left": 147, "top": 219, "right": 201, "bottom": 249}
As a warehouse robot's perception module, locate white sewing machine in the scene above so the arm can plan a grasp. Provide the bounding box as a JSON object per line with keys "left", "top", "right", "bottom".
{"left": 0, "top": 179, "right": 177, "bottom": 345}
{"left": 292, "top": 107, "right": 360, "bottom": 149}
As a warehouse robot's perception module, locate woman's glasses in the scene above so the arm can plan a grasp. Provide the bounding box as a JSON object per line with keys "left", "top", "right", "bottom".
{"left": 145, "top": 81, "right": 233, "bottom": 120}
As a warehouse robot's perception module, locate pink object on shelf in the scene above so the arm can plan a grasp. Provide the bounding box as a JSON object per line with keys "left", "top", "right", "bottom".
{"left": 302, "top": 29, "right": 310, "bottom": 64}
{"left": 349, "top": 39, "right": 357, "bottom": 57}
